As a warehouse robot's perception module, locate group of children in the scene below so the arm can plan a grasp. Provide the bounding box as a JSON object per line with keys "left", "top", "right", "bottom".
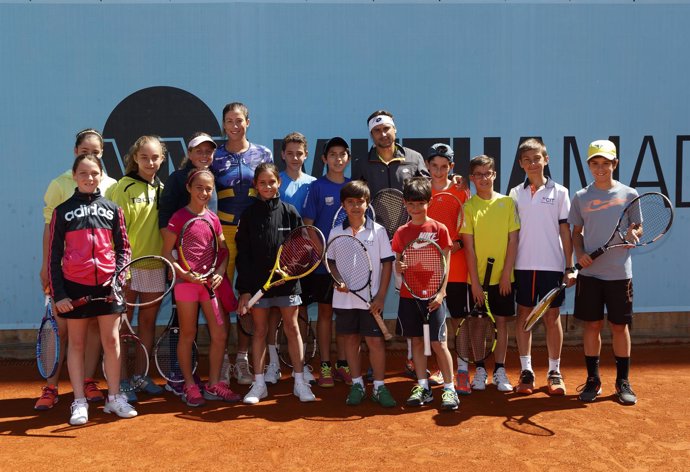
{"left": 40, "top": 104, "right": 641, "bottom": 426}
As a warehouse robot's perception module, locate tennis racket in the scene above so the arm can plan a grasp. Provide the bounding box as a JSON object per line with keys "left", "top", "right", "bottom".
{"left": 36, "top": 295, "right": 60, "bottom": 379}
{"left": 456, "top": 257, "right": 497, "bottom": 363}
{"left": 244, "top": 225, "right": 325, "bottom": 312}
{"left": 238, "top": 311, "right": 255, "bottom": 337}
{"left": 178, "top": 216, "right": 222, "bottom": 325}
{"left": 428, "top": 192, "right": 464, "bottom": 247}
{"left": 154, "top": 299, "right": 198, "bottom": 383}
{"left": 401, "top": 238, "right": 447, "bottom": 356}
{"left": 574, "top": 191, "right": 674, "bottom": 270}
{"left": 276, "top": 311, "right": 317, "bottom": 368}
{"left": 523, "top": 282, "right": 566, "bottom": 332}
{"left": 332, "top": 205, "right": 376, "bottom": 229}
{"left": 101, "top": 312, "right": 149, "bottom": 392}
{"left": 325, "top": 234, "right": 392, "bottom": 340}
{"left": 71, "top": 255, "right": 175, "bottom": 308}
{"left": 371, "top": 188, "right": 409, "bottom": 241}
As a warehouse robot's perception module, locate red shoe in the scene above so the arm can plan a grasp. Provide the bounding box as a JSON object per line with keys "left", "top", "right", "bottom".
{"left": 34, "top": 385, "right": 58, "bottom": 410}
{"left": 204, "top": 382, "right": 241, "bottom": 403}
{"left": 334, "top": 365, "right": 352, "bottom": 385}
{"left": 84, "top": 378, "right": 104, "bottom": 403}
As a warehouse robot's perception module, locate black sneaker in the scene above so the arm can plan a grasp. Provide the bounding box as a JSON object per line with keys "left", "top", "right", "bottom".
{"left": 577, "top": 376, "right": 602, "bottom": 402}
{"left": 615, "top": 379, "right": 638, "bottom": 405}
{"left": 406, "top": 384, "right": 433, "bottom": 406}
{"left": 516, "top": 369, "right": 535, "bottom": 394}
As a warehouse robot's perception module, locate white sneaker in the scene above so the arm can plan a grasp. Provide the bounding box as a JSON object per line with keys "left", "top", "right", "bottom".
{"left": 293, "top": 382, "right": 316, "bottom": 402}
{"left": 265, "top": 363, "right": 281, "bottom": 384}
{"left": 103, "top": 394, "right": 138, "bottom": 418}
{"left": 492, "top": 367, "right": 513, "bottom": 392}
{"left": 234, "top": 358, "right": 253, "bottom": 385}
{"left": 292, "top": 364, "right": 316, "bottom": 384}
{"left": 69, "top": 400, "right": 88, "bottom": 425}
{"left": 220, "top": 354, "right": 231, "bottom": 384}
{"left": 472, "top": 367, "right": 488, "bottom": 391}
{"left": 243, "top": 383, "right": 268, "bottom": 404}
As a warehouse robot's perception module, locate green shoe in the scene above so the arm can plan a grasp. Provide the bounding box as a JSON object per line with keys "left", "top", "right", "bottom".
{"left": 406, "top": 384, "right": 433, "bottom": 406}
{"left": 371, "top": 385, "right": 396, "bottom": 408}
{"left": 346, "top": 383, "right": 365, "bottom": 405}
{"left": 441, "top": 387, "right": 459, "bottom": 411}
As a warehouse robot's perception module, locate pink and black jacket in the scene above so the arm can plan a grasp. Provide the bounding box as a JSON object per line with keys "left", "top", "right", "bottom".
{"left": 48, "top": 188, "right": 131, "bottom": 301}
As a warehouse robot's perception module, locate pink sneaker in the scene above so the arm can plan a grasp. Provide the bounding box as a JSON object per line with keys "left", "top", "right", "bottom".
{"left": 334, "top": 365, "right": 352, "bottom": 385}
{"left": 183, "top": 384, "right": 206, "bottom": 407}
{"left": 204, "top": 382, "right": 241, "bottom": 403}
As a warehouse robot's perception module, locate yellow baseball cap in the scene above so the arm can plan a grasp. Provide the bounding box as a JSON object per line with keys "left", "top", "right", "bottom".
{"left": 587, "top": 140, "right": 617, "bottom": 161}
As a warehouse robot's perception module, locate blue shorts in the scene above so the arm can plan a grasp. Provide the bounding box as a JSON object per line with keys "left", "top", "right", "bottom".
{"left": 396, "top": 297, "right": 447, "bottom": 342}
{"left": 514, "top": 270, "right": 565, "bottom": 308}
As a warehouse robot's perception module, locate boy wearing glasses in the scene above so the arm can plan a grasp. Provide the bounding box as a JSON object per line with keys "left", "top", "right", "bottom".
{"left": 460, "top": 155, "right": 520, "bottom": 392}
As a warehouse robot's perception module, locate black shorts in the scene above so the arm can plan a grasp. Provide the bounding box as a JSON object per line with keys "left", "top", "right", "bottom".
{"left": 300, "top": 272, "right": 333, "bottom": 306}
{"left": 469, "top": 284, "right": 515, "bottom": 317}
{"left": 446, "top": 282, "right": 470, "bottom": 319}
{"left": 334, "top": 308, "right": 384, "bottom": 337}
{"left": 58, "top": 278, "right": 126, "bottom": 319}
{"left": 515, "top": 270, "right": 565, "bottom": 308}
{"left": 574, "top": 275, "right": 633, "bottom": 325}
{"left": 396, "top": 297, "right": 447, "bottom": 342}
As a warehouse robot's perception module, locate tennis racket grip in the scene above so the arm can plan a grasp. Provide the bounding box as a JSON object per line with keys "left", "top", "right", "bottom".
{"left": 71, "top": 296, "right": 91, "bottom": 308}
{"left": 245, "top": 290, "right": 264, "bottom": 312}
{"left": 575, "top": 247, "right": 606, "bottom": 271}
{"left": 371, "top": 312, "right": 392, "bottom": 340}
{"left": 423, "top": 324, "right": 432, "bottom": 356}
{"left": 483, "top": 257, "right": 495, "bottom": 290}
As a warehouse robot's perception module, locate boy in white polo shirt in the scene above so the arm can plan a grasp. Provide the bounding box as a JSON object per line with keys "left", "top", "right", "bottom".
{"left": 509, "top": 139, "right": 575, "bottom": 396}
{"left": 328, "top": 180, "right": 396, "bottom": 407}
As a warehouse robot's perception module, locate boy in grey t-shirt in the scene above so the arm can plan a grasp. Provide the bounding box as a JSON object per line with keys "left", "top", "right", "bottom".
{"left": 568, "top": 140, "right": 639, "bottom": 405}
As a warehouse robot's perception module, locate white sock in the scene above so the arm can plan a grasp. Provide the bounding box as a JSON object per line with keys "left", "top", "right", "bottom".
{"left": 418, "top": 379, "right": 429, "bottom": 390}
{"left": 254, "top": 374, "right": 266, "bottom": 386}
{"left": 108, "top": 394, "right": 116, "bottom": 402}
{"left": 457, "top": 358, "right": 469, "bottom": 372}
{"left": 353, "top": 376, "right": 365, "bottom": 388}
{"left": 294, "top": 372, "right": 305, "bottom": 385}
{"left": 74, "top": 397, "right": 87, "bottom": 404}
{"left": 520, "top": 355, "right": 533, "bottom": 372}
{"left": 268, "top": 345, "right": 279, "bottom": 365}
{"left": 407, "top": 339, "right": 413, "bottom": 359}
{"left": 444, "top": 382, "right": 454, "bottom": 390}
{"left": 372, "top": 380, "right": 384, "bottom": 391}
{"left": 549, "top": 358, "right": 561, "bottom": 373}
{"left": 236, "top": 351, "right": 248, "bottom": 362}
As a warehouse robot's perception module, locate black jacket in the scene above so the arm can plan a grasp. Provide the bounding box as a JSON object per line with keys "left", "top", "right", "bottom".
{"left": 235, "top": 197, "right": 302, "bottom": 297}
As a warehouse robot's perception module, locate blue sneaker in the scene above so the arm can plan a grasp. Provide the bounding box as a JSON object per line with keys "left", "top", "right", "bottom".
{"left": 135, "top": 375, "right": 164, "bottom": 395}
{"left": 165, "top": 380, "right": 184, "bottom": 397}
{"left": 119, "top": 380, "right": 138, "bottom": 403}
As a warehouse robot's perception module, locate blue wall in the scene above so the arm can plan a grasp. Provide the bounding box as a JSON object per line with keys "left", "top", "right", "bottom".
{"left": 1, "top": 1, "right": 689, "bottom": 328}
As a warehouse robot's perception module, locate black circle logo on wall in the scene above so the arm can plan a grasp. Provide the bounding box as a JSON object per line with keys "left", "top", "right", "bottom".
{"left": 102, "top": 86, "right": 220, "bottom": 182}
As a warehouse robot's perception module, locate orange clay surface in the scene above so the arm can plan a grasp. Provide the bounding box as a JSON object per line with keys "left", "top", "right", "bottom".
{"left": 1, "top": 345, "right": 689, "bottom": 472}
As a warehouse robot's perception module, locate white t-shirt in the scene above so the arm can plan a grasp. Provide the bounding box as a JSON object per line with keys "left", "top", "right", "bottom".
{"left": 328, "top": 218, "right": 395, "bottom": 310}
{"left": 510, "top": 178, "right": 570, "bottom": 272}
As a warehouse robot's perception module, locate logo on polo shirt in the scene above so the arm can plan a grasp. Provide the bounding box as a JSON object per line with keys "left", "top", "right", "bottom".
{"left": 541, "top": 197, "right": 555, "bottom": 205}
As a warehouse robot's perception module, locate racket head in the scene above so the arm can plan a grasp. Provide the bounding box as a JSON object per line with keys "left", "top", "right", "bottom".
{"left": 36, "top": 296, "right": 59, "bottom": 379}
{"left": 401, "top": 238, "right": 447, "bottom": 301}
{"left": 616, "top": 192, "right": 674, "bottom": 247}
{"left": 178, "top": 217, "right": 219, "bottom": 277}
{"left": 325, "top": 235, "right": 373, "bottom": 294}
{"left": 332, "top": 205, "right": 376, "bottom": 229}
{"left": 277, "top": 313, "right": 317, "bottom": 368}
{"left": 154, "top": 327, "right": 198, "bottom": 383}
{"left": 239, "top": 313, "right": 255, "bottom": 337}
{"left": 428, "top": 192, "right": 464, "bottom": 238}
{"left": 455, "top": 309, "right": 497, "bottom": 364}
{"left": 103, "top": 333, "right": 149, "bottom": 391}
{"left": 371, "top": 188, "right": 409, "bottom": 240}
{"left": 523, "top": 283, "right": 565, "bottom": 332}
{"left": 277, "top": 225, "right": 325, "bottom": 279}
{"left": 115, "top": 255, "right": 175, "bottom": 307}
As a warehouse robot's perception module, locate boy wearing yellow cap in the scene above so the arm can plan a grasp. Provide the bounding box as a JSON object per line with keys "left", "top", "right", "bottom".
{"left": 568, "top": 140, "right": 639, "bottom": 405}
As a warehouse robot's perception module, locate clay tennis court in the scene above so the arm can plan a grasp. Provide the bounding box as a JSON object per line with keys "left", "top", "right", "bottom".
{"left": 2, "top": 344, "right": 689, "bottom": 471}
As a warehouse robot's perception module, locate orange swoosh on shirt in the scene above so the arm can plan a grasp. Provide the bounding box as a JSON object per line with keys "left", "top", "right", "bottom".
{"left": 585, "top": 198, "right": 628, "bottom": 212}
